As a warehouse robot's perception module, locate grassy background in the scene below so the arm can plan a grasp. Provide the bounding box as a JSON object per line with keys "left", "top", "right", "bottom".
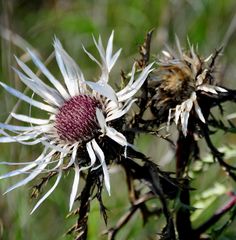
{"left": 1, "top": 0, "right": 236, "bottom": 239}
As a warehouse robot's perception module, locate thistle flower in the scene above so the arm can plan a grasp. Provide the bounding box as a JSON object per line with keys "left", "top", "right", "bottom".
{"left": 0, "top": 32, "right": 153, "bottom": 213}
{"left": 150, "top": 38, "right": 227, "bottom": 136}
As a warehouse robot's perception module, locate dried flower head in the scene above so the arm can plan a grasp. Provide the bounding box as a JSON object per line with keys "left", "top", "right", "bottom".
{"left": 150, "top": 38, "right": 227, "bottom": 136}
{"left": 0, "top": 32, "right": 153, "bottom": 213}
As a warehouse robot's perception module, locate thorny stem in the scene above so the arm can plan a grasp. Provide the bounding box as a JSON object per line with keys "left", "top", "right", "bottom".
{"left": 176, "top": 132, "right": 195, "bottom": 178}
{"left": 71, "top": 171, "right": 95, "bottom": 240}
{"left": 175, "top": 131, "right": 194, "bottom": 240}
{"left": 66, "top": 169, "right": 106, "bottom": 240}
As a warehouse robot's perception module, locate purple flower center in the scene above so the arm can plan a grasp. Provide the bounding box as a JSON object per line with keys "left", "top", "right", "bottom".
{"left": 55, "top": 95, "right": 102, "bottom": 142}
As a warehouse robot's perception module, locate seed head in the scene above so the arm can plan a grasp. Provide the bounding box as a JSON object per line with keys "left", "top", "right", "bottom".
{"left": 149, "top": 39, "right": 226, "bottom": 135}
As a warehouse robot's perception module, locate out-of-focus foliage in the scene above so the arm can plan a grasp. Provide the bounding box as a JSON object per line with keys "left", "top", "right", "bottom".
{"left": 0, "top": 0, "right": 236, "bottom": 239}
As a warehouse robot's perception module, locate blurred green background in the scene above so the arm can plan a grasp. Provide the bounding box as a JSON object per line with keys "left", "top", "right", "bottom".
{"left": 1, "top": 0, "right": 236, "bottom": 239}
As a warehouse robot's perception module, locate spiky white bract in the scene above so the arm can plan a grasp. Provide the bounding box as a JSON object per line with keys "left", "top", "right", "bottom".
{"left": 0, "top": 32, "right": 153, "bottom": 213}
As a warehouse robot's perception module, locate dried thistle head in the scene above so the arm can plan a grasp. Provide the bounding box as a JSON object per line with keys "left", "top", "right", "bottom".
{"left": 149, "top": 38, "right": 227, "bottom": 136}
